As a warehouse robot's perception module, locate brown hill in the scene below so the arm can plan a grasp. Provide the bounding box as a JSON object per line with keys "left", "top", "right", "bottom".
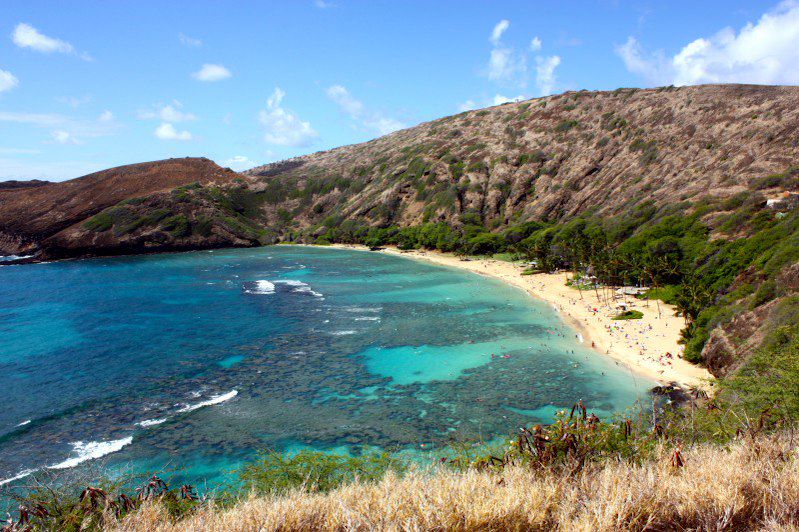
{"left": 0, "top": 179, "right": 49, "bottom": 190}
{"left": 0, "top": 157, "right": 241, "bottom": 257}
{"left": 244, "top": 84, "right": 799, "bottom": 231}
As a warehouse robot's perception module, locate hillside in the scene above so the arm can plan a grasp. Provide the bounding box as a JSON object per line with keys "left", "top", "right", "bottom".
{"left": 0, "top": 158, "right": 244, "bottom": 258}
{"left": 244, "top": 84, "right": 799, "bottom": 232}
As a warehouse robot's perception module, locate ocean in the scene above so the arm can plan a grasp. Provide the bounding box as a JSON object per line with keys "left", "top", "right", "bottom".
{"left": 0, "top": 246, "right": 652, "bottom": 493}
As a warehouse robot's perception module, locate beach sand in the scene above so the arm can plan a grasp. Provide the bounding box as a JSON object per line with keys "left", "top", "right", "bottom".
{"left": 323, "top": 244, "right": 713, "bottom": 391}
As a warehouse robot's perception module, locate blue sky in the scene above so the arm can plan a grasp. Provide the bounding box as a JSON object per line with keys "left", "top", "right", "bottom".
{"left": 1, "top": 0, "right": 797, "bottom": 181}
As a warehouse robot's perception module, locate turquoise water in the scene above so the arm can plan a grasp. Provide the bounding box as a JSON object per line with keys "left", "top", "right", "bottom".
{"left": 0, "top": 246, "right": 652, "bottom": 491}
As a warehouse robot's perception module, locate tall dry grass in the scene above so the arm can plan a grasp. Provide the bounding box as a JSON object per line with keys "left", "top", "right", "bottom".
{"left": 113, "top": 434, "right": 799, "bottom": 531}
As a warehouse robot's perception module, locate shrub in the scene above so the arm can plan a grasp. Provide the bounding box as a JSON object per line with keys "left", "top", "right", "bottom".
{"left": 466, "top": 232, "right": 505, "bottom": 255}
{"left": 160, "top": 215, "right": 191, "bottom": 238}
{"left": 238, "top": 449, "right": 404, "bottom": 495}
{"left": 612, "top": 310, "right": 644, "bottom": 320}
{"left": 83, "top": 212, "right": 114, "bottom": 232}
{"left": 554, "top": 119, "right": 579, "bottom": 132}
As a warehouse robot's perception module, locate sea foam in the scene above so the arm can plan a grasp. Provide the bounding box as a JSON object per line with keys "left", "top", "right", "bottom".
{"left": 0, "top": 468, "right": 36, "bottom": 486}
{"left": 136, "top": 418, "right": 167, "bottom": 428}
{"left": 0, "top": 254, "right": 33, "bottom": 262}
{"left": 275, "top": 280, "right": 324, "bottom": 298}
{"left": 244, "top": 280, "right": 275, "bottom": 295}
{"left": 48, "top": 437, "right": 133, "bottom": 470}
{"left": 177, "top": 390, "right": 238, "bottom": 413}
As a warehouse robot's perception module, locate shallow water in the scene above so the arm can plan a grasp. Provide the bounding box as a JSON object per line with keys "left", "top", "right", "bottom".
{"left": 0, "top": 246, "right": 653, "bottom": 490}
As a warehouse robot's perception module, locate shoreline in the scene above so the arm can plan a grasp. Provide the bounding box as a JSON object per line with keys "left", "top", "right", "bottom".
{"left": 318, "top": 243, "right": 713, "bottom": 391}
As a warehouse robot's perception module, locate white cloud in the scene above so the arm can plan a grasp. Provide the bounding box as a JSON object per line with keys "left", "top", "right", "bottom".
{"left": 138, "top": 102, "right": 197, "bottom": 122}
{"left": 490, "top": 19, "right": 510, "bottom": 45}
{"left": 51, "top": 130, "right": 81, "bottom": 145}
{"left": 154, "top": 123, "right": 193, "bottom": 141}
{"left": 458, "top": 100, "right": 478, "bottom": 112}
{"left": 615, "top": 37, "right": 670, "bottom": 85}
{"left": 259, "top": 87, "right": 318, "bottom": 146}
{"left": 315, "top": 0, "right": 335, "bottom": 8}
{"left": 485, "top": 19, "right": 527, "bottom": 86}
{"left": 179, "top": 33, "right": 202, "bottom": 47}
{"left": 493, "top": 94, "right": 525, "bottom": 105}
{"left": 488, "top": 47, "right": 525, "bottom": 82}
{"left": 535, "top": 55, "right": 561, "bottom": 96}
{"left": 480, "top": 20, "right": 559, "bottom": 95}
{"left": 326, "top": 84, "right": 405, "bottom": 136}
{"left": 364, "top": 116, "right": 406, "bottom": 135}
{"left": 617, "top": 2, "right": 799, "bottom": 86}
{"left": 222, "top": 155, "right": 253, "bottom": 170}
{"left": 26, "top": 113, "right": 112, "bottom": 148}
{"left": 457, "top": 94, "right": 525, "bottom": 112}
{"left": 12, "top": 23, "right": 74, "bottom": 54}
{"left": 1, "top": 110, "right": 124, "bottom": 145}
{"left": 326, "top": 85, "right": 364, "bottom": 116}
{"left": 0, "top": 69, "right": 19, "bottom": 93}
{"left": 191, "top": 63, "right": 231, "bottom": 82}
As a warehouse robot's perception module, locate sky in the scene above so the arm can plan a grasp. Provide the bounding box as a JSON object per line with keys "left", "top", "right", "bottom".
{"left": 1, "top": 0, "right": 798, "bottom": 181}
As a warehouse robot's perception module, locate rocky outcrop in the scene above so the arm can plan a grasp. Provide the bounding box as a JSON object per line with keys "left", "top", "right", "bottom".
{"left": 703, "top": 301, "right": 777, "bottom": 377}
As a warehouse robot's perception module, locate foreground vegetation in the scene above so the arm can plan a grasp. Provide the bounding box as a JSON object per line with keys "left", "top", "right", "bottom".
{"left": 117, "top": 433, "right": 799, "bottom": 531}
{"left": 4, "top": 398, "right": 798, "bottom": 531}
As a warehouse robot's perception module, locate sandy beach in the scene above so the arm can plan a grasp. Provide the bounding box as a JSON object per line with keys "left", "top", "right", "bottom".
{"left": 323, "top": 243, "right": 713, "bottom": 391}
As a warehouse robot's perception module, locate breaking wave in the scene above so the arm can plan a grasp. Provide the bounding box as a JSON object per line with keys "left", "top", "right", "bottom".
{"left": 48, "top": 437, "right": 134, "bottom": 470}
{"left": 244, "top": 280, "right": 275, "bottom": 295}
{"left": 243, "top": 280, "right": 323, "bottom": 298}
{"left": 0, "top": 468, "right": 36, "bottom": 486}
{"left": 274, "top": 280, "right": 324, "bottom": 298}
{"left": 136, "top": 418, "right": 167, "bottom": 428}
{"left": 176, "top": 390, "right": 238, "bottom": 413}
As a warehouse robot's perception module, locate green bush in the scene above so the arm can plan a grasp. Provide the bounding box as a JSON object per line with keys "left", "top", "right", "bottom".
{"left": 238, "top": 450, "right": 403, "bottom": 495}
{"left": 612, "top": 310, "right": 644, "bottom": 320}
{"left": 723, "top": 324, "right": 799, "bottom": 417}
{"left": 83, "top": 212, "right": 114, "bottom": 232}
{"left": 161, "top": 215, "right": 191, "bottom": 238}
{"left": 466, "top": 232, "right": 505, "bottom": 255}
{"left": 554, "top": 119, "right": 579, "bottom": 132}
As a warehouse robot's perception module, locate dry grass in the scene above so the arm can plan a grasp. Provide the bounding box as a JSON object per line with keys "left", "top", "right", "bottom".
{"left": 113, "top": 435, "right": 799, "bottom": 532}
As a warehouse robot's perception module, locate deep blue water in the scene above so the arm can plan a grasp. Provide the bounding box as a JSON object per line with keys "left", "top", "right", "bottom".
{"left": 0, "top": 246, "right": 652, "bottom": 490}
